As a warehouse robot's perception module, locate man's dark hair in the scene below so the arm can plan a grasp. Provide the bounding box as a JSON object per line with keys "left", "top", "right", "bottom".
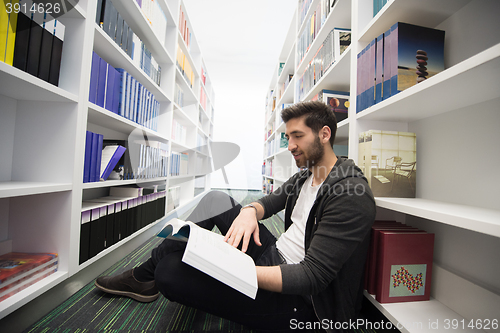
{"left": 281, "top": 101, "right": 337, "bottom": 146}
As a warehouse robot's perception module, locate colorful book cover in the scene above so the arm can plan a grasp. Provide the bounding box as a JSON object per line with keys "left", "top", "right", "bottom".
{"left": 375, "top": 33, "right": 384, "bottom": 104}
{"left": 375, "top": 231, "right": 434, "bottom": 303}
{"left": 389, "top": 22, "right": 445, "bottom": 96}
{"left": 319, "top": 89, "right": 349, "bottom": 123}
{"left": 0, "top": 252, "right": 58, "bottom": 287}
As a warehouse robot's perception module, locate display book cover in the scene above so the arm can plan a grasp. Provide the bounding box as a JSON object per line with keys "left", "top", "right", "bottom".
{"left": 375, "top": 230, "right": 434, "bottom": 303}
{"left": 388, "top": 22, "right": 445, "bottom": 96}
{"left": 314, "top": 89, "right": 350, "bottom": 123}
{"left": 157, "top": 218, "right": 258, "bottom": 300}
{"left": 0, "top": 252, "right": 58, "bottom": 300}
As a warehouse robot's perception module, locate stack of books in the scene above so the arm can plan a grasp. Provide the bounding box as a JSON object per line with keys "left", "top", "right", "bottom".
{"left": 364, "top": 220, "right": 434, "bottom": 304}
{"left": 1, "top": 0, "right": 65, "bottom": 86}
{"left": 0, "top": 252, "right": 58, "bottom": 302}
{"left": 356, "top": 22, "right": 445, "bottom": 113}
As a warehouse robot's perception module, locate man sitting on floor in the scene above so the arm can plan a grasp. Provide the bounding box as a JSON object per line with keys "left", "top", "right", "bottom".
{"left": 95, "top": 101, "right": 376, "bottom": 332}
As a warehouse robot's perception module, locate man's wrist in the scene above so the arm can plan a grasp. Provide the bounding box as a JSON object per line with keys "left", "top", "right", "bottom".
{"left": 241, "top": 203, "right": 258, "bottom": 214}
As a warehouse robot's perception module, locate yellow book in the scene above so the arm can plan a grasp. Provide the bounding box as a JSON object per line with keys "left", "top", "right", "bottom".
{"left": 0, "top": 0, "right": 10, "bottom": 62}
{"left": 5, "top": 0, "right": 19, "bottom": 65}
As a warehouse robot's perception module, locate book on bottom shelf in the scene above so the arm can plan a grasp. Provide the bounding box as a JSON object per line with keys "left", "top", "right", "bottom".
{"left": 0, "top": 252, "right": 58, "bottom": 302}
{"left": 157, "top": 218, "right": 257, "bottom": 299}
{"left": 375, "top": 231, "right": 434, "bottom": 303}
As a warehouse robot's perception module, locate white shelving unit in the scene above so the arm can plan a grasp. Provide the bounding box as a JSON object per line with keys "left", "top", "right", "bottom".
{"left": 0, "top": 0, "right": 215, "bottom": 319}
{"left": 264, "top": 0, "right": 500, "bottom": 331}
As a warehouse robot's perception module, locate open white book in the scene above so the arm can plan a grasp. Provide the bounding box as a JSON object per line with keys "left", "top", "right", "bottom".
{"left": 157, "top": 218, "right": 258, "bottom": 299}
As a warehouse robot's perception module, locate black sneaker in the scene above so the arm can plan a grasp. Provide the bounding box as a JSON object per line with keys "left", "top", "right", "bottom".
{"left": 95, "top": 269, "right": 159, "bottom": 302}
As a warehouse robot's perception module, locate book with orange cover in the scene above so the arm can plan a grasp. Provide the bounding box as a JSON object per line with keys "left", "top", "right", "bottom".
{"left": 0, "top": 252, "right": 58, "bottom": 287}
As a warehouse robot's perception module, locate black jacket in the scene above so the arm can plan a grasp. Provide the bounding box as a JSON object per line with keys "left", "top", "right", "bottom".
{"left": 257, "top": 157, "right": 376, "bottom": 332}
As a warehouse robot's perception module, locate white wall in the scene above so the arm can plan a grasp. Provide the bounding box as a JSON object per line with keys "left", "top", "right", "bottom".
{"left": 183, "top": 0, "right": 297, "bottom": 190}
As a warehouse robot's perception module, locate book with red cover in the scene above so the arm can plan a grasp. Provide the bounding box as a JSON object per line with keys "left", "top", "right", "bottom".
{"left": 375, "top": 231, "right": 434, "bottom": 303}
{"left": 367, "top": 226, "right": 426, "bottom": 294}
{"left": 0, "top": 252, "right": 58, "bottom": 287}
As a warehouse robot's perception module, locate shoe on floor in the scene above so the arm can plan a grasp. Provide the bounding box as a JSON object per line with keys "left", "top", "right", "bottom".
{"left": 95, "top": 269, "right": 159, "bottom": 302}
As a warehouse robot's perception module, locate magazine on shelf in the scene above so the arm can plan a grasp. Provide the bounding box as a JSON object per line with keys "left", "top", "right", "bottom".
{"left": 157, "top": 218, "right": 258, "bottom": 299}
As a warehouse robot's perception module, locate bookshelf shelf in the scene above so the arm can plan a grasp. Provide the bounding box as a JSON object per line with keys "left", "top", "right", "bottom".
{"left": 363, "top": 292, "right": 477, "bottom": 333}
{"left": 87, "top": 103, "right": 169, "bottom": 143}
{"left": 375, "top": 197, "right": 500, "bottom": 238}
{"left": 0, "top": 270, "right": 68, "bottom": 319}
{"left": 0, "top": 0, "right": 214, "bottom": 323}
{"left": 0, "top": 62, "right": 79, "bottom": 102}
{"left": 93, "top": 26, "right": 170, "bottom": 102}
{"left": 0, "top": 182, "right": 72, "bottom": 199}
{"left": 356, "top": 43, "right": 500, "bottom": 122}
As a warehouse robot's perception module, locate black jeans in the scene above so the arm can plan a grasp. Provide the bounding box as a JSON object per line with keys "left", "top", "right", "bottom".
{"left": 135, "top": 191, "right": 316, "bottom": 332}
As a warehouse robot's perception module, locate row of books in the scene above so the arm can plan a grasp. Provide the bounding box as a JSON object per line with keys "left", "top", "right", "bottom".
{"left": 264, "top": 160, "right": 273, "bottom": 177}
{"left": 83, "top": 130, "right": 126, "bottom": 183}
{"left": 166, "top": 186, "right": 181, "bottom": 213}
{"left": 0, "top": 252, "right": 58, "bottom": 302}
{"left": 80, "top": 186, "right": 167, "bottom": 264}
{"left": 174, "top": 83, "right": 184, "bottom": 107}
{"left": 298, "top": 0, "right": 336, "bottom": 29}
{"left": 170, "top": 151, "right": 189, "bottom": 176}
{"left": 358, "top": 130, "right": 417, "bottom": 198}
{"left": 200, "top": 85, "right": 208, "bottom": 111}
{"left": 311, "top": 89, "right": 350, "bottom": 123}
{"left": 356, "top": 22, "right": 445, "bottom": 113}
{"left": 296, "top": 28, "right": 351, "bottom": 101}
{"left": 196, "top": 133, "right": 208, "bottom": 154}
{"left": 297, "top": 0, "right": 337, "bottom": 66}
{"left": 136, "top": 0, "right": 167, "bottom": 47}
{"left": 178, "top": 5, "right": 191, "bottom": 50}
{"left": 90, "top": 53, "right": 160, "bottom": 131}
{"left": 266, "top": 133, "right": 288, "bottom": 158}
{"left": 1, "top": 0, "right": 65, "bottom": 86}
{"left": 176, "top": 44, "right": 194, "bottom": 88}
{"left": 262, "top": 178, "right": 274, "bottom": 195}
{"left": 364, "top": 220, "right": 434, "bottom": 304}
{"left": 171, "top": 118, "right": 187, "bottom": 144}
{"left": 96, "top": 0, "right": 162, "bottom": 86}
{"left": 136, "top": 141, "right": 169, "bottom": 180}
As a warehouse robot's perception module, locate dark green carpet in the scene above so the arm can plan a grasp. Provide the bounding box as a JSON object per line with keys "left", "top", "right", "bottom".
{"left": 24, "top": 190, "right": 380, "bottom": 333}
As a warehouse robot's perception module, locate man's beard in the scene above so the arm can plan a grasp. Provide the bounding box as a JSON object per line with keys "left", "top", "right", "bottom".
{"left": 295, "top": 136, "right": 324, "bottom": 169}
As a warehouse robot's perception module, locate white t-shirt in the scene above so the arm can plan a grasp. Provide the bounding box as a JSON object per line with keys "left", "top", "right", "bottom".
{"left": 276, "top": 174, "right": 322, "bottom": 264}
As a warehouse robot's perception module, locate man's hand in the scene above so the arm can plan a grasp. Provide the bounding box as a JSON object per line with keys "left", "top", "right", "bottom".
{"left": 224, "top": 204, "right": 263, "bottom": 252}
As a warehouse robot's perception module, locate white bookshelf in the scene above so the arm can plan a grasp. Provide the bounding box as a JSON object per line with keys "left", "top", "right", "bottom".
{"left": 0, "top": 0, "right": 215, "bottom": 319}
{"left": 264, "top": 0, "right": 500, "bottom": 331}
